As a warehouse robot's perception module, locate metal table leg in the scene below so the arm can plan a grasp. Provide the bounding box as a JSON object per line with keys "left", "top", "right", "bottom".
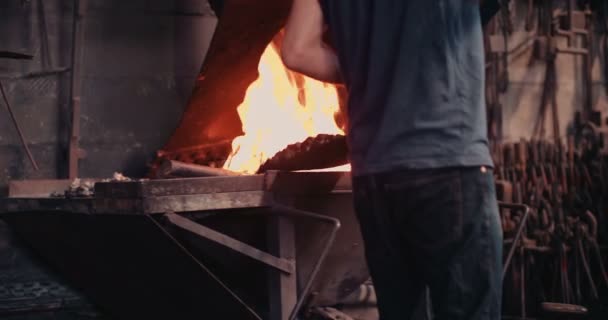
{"left": 155, "top": 204, "right": 341, "bottom": 320}
{"left": 267, "top": 215, "right": 297, "bottom": 320}
{"left": 270, "top": 205, "right": 341, "bottom": 320}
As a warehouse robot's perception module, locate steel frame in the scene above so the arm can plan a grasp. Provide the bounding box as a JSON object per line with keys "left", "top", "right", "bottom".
{"left": 151, "top": 203, "right": 340, "bottom": 320}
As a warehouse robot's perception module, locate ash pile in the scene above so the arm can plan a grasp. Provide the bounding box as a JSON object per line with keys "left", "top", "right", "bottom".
{"left": 50, "top": 173, "right": 138, "bottom": 198}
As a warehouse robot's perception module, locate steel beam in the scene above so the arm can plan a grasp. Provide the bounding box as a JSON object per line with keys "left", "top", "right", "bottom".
{"left": 267, "top": 215, "right": 297, "bottom": 320}
{"left": 165, "top": 212, "right": 295, "bottom": 274}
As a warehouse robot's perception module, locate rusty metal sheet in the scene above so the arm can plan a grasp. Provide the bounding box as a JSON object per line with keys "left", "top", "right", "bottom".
{"left": 94, "top": 171, "right": 351, "bottom": 200}
{"left": 142, "top": 191, "right": 271, "bottom": 214}
{"left": 94, "top": 175, "right": 266, "bottom": 198}
{"left": 264, "top": 171, "right": 352, "bottom": 195}
{"left": 94, "top": 191, "right": 271, "bottom": 214}
{"left": 93, "top": 172, "right": 352, "bottom": 214}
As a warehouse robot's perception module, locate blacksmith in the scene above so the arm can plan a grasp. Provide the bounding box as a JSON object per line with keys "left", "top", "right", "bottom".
{"left": 282, "top": 0, "right": 503, "bottom": 319}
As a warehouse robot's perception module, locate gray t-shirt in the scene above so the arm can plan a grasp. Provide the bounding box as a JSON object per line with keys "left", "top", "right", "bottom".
{"left": 320, "top": 0, "right": 493, "bottom": 175}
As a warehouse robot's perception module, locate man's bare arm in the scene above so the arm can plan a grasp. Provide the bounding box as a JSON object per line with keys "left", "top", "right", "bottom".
{"left": 281, "top": 0, "right": 342, "bottom": 83}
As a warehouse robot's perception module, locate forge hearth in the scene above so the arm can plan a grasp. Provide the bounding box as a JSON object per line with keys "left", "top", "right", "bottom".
{"left": 1, "top": 2, "right": 364, "bottom": 320}
{"left": 156, "top": 133, "right": 348, "bottom": 177}
{"left": 153, "top": 0, "right": 348, "bottom": 176}
{"left": 93, "top": 171, "right": 367, "bottom": 307}
{"left": 1, "top": 171, "right": 368, "bottom": 320}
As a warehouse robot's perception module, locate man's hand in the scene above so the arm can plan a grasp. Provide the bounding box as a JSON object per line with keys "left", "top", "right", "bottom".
{"left": 282, "top": 0, "right": 342, "bottom": 83}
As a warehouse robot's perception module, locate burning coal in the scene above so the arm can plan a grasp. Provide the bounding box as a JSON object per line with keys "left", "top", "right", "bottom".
{"left": 223, "top": 37, "right": 349, "bottom": 174}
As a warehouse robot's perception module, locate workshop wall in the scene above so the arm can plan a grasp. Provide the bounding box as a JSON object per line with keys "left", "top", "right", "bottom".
{"left": 500, "top": 4, "right": 608, "bottom": 141}
{"left": 2, "top": 1, "right": 608, "bottom": 195}
{"left": 0, "top": 0, "right": 217, "bottom": 195}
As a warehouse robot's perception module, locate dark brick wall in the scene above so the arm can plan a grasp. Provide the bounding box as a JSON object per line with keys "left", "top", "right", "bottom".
{"left": 0, "top": 0, "right": 216, "bottom": 186}
{"left": 0, "top": 1, "right": 217, "bottom": 317}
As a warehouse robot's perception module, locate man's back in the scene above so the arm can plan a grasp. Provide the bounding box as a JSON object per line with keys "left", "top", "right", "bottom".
{"left": 320, "top": 0, "right": 493, "bottom": 174}
{"left": 282, "top": 2, "right": 504, "bottom": 319}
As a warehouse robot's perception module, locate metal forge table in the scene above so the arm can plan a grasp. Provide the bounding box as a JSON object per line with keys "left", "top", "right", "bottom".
{"left": 2, "top": 171, "right": 368, "bottom": 320}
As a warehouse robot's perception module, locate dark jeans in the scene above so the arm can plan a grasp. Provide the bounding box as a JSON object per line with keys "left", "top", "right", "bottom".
{"left": 352, "top": 166, "right": 503, "bottom": 320}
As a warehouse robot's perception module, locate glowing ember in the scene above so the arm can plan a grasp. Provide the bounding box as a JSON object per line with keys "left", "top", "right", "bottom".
{"left": 224, "top": 40, "right": 349, "bottom": 174}
{"left": 297, "top": 164, "right": 351, "bottom": 172}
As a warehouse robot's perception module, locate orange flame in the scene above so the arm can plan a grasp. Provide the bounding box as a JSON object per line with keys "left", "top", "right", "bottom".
{"left": 223, "top": 40, "right": 349, "bottom": 174}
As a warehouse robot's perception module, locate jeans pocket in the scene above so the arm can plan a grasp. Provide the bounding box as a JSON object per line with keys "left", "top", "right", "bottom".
{"left": 384, "top": 170, "right": 464, "bottom": 253}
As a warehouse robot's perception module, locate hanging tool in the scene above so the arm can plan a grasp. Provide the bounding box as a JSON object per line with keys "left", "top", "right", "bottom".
{"left": 0, "top": 81, "right": 39, "bottom": 170}
{"left": 0, "top": 51, "right": 33, "bottom": 60}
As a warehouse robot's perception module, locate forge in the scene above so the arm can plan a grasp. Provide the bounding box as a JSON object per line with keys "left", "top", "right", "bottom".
{"left": 3, "top": 171, "right": 367, "bottom": 320}
{"left": 5, "top": 1, "right": 608, "bottom": 319}
{"left": 0, "top": 1, "right": 365, "bottom": 320}
{"left": 152, "top": 0, "right": 348, "bottom": 175}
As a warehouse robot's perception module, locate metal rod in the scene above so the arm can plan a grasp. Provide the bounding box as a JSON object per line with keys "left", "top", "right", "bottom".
{"left": 270, "top": 205, "right": 341, "bottom": 320}
{"left": 520, "top": 246, "right": 527, "bottom": 319}
{"left": 592, "top": 241, "right": 608, "bottom": 289}
{"left": 0, "top": 51, "right": 34, "bottom": 60}
{"left": 0, "top": 81, "right": 39, "bottom": 170}
{"left": 557, "top": 47, "right": 589, "bottom": 55}
{"left": 68, "top": 0, "right": 87, "bottom": 179}
{"left": 165, "top": 212, "right": 294, "bottom": 274}
{"left": 575, "top": 238, "right": 582, "bottom": 302}
{"left": 500, "top": 202, "right": 531, "bottom": 279}
{"left": 563, "top": 245, "right": 572, "bottom": 303}
{"left": 145, "top": 214, "right": 263, "bottom": 320}
{"left": 560, "top": 246, "right": 567, "bottom": 303}
{"left": 156, "top": 139, "right": 233, "bottom": 158}
{"left": 159, "top": 160, "right": 242, "bottom": 178}
{"left": 37, "top": 0, "right": 52, "bottom": 68}
{"left": 577, "top": 238, "right": 599, "bottom": 299}
{"left": 567, "top": 0, "right": 574, "bottom": 46}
